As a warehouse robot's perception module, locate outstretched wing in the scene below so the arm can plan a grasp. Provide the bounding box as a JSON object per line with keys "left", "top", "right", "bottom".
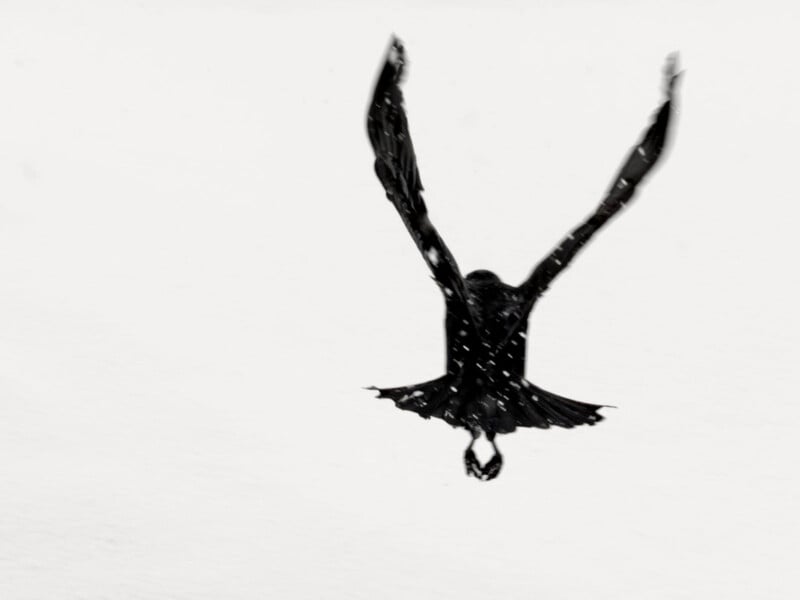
{"left": 518, "top": 55, "right": 680, "bottom": 307}
{"left": 367, "top": 37, "right": 479, "bottom": 333}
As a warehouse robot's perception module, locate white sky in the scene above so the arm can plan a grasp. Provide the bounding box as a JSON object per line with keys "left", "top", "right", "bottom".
{"left": 1, "top": 1, "right": 799, "bottom": 598}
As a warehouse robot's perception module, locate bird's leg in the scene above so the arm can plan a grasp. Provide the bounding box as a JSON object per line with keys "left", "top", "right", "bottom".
{"left": 464, "top": 430, "right": 503, "bottom": 480}
{"left": 481, "top": 433, "right": 503, "bottom": 481}
{"left": 464, "top": 429, "right": 483, "bottom": 478}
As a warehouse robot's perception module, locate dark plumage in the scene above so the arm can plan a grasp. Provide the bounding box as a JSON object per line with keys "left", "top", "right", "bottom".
{"left": 366, "top": 38, "right": 679, "bottom": 480}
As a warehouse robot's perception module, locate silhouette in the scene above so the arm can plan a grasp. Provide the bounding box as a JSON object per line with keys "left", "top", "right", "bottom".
{"left": 366, "top": 38, "right": 679, "bottom": 480}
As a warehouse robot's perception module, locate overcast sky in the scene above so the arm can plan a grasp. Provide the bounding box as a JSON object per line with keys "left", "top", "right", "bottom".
{"left": 1, "top": 1, "right": 799, "bottom": 598}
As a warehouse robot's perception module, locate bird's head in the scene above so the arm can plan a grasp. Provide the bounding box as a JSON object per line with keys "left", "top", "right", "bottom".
{"left": 466, "top": 270, "right": 501, "bottom": 285}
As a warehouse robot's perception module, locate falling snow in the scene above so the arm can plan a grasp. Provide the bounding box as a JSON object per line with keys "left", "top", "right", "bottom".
{"left": 0, "top": 12, "right": 795, "bottom": 600}
{"left": 425, "top": 247, "right": 440, "bottom": 266}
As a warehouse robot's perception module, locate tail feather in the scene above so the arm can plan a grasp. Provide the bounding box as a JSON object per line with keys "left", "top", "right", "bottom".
{"left": 515, "top": 378, "right": 607, "bottom": 428}
{"left": 368, "top": 376, "right": 448, "bottom": 412}
{"left": 419, "top": 377, "right": 459, "bottom": 420}
{"left": 493, "top": 396, "right": 519, "bottom": 433}
{"left": 518, "top": 399, "right": 550, "bottom": 428}
{"left": 368, "top": 374, "right": 465, "bottom": 426}
{"left": 368, "top": 373, "right": 609, "bottom": 432}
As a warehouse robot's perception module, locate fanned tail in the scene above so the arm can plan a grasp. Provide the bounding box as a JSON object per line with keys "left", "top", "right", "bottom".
{"left": 367, "top": 373, "right": 467, "bottom": 427}
{"left": 508, "top": 377, "right": 607, "bottom": 431}
{"left": 368, "top": 373, "right": 610, "bottom": 433}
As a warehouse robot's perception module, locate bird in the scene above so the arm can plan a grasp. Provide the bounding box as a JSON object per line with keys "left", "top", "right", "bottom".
{"left": 366, "top": 37, "right": 679, "bottom": 480}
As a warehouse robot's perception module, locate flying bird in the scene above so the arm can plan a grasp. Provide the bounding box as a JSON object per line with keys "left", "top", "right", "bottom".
{"left": 366, "top": 38, "right": 679, "bottom": 480}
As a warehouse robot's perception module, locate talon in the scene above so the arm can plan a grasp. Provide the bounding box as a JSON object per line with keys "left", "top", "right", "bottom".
{"left": 464, "top": 448, "right": 483, "bottom": 478}
{"left": 483, "top": 452, "right": 503, "bottom": 481}
{"left": 463, "top": 435, "right": 503, "bottom": 480}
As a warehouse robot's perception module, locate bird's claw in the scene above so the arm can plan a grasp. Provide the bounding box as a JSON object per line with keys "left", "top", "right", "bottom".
{"left": 464, "top": 447, "right": 503, "bottom": 481}
{"left": 481, "top": 452, "right": 503, "bottom": 481}
{"left": 464, "top": 448, "right": 483, "bottom": 478}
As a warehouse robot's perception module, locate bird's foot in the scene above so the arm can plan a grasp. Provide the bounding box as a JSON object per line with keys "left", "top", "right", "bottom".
{"left": 463, "top": 436, "right": 503, "bottom": 481}
{"left": 480, "top": 451, "right": 503, "bottom": 481}
{"left": 464, "top": 447, "right": 484, "bottom": 478}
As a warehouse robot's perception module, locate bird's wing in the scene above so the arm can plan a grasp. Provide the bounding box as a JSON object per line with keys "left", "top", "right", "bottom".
{"left": 518, "top": 55, "right": 680, "bottom": 309}
{"left": 367, "top": 37, "right": 479, "bottom": 335}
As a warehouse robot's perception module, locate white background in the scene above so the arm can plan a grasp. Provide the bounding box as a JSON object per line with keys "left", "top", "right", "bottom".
{"left": 1, "top": 1, "right": 799, "bottom": 598}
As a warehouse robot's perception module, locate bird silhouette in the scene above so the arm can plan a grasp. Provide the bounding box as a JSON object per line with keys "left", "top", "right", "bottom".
{"left": 366, "top": 37, "right": 679, "bottom": 480}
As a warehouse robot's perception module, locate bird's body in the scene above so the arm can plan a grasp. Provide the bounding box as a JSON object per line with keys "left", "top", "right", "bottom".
{"left": 366, "top": 38, "right": 678, "bottom": 479}
{"left": 372, "top": 265, "right": 606, "bottom": 465}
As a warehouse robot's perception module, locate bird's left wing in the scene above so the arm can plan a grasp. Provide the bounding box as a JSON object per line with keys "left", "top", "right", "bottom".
{"left": 367, "top": 37, "right": 479, "bottom": 333}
